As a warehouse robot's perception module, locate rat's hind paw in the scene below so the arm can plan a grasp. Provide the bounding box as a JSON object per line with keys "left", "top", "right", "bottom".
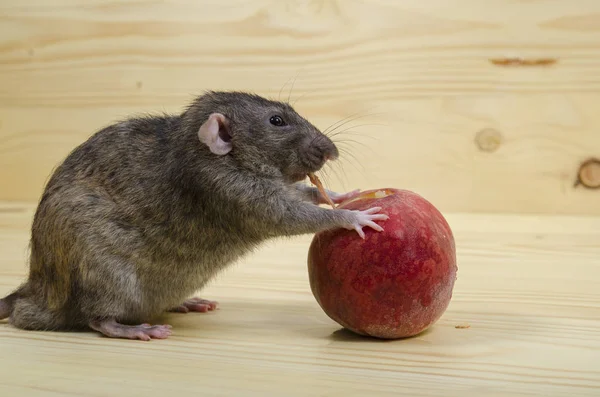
{"left": 168, "top": 297, "right": 218, "bottom": 313}
{"left": 89, "top": 319, "right": 172, "bottom": 341}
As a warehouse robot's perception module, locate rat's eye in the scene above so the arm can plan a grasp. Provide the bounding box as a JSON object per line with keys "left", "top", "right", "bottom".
{"left": 269, "top": 115, "right": 286, "bottom": 127}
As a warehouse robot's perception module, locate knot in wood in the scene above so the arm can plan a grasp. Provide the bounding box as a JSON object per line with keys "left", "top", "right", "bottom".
{"left": 475, "top": 128, "right": 503, "bottom": 153}
{"left": 575, "top": 158, "right": 600, "bottom": 189}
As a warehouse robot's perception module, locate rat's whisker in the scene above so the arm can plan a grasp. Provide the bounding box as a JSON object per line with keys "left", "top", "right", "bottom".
{"left": 326, "top": 114, "right": 388, "bottom": 137}
{"left": 291, "top": 89, "right": 319, "bottom": 107}
{"left": 336, "top": 144, "right": 362, "bottom": 166}
{"left": 333, "top": 138, "right": 373, "bottom": 151}
{"left": 278, "top": 76, "right": 294, "bottom": 102}
{"left": 319, "top": 167, "right": 332, "bottom": 190}
{"left": 328, "top": 124, "right": 388, "bottom": 140}
{"left": 334, "top": 139, "right": 372, "bottom": 153}
{"left": 331, "top": 129, "right": 379, "bottom": 155}
{"left": 322, "top": 113, "right": 371, "bottom": 136}
{"left": 325, "top": 161, "right": 348, "bottom": 191}
{"left": 338, "top": 147, "right": 367, "bottom": 174}
{"left": 321, "top": 165, "right": 345, "bottom": 197}
{"left": 338, "top": 158, "right": 368, "bottom": 182}
{"left": 322, "top": 108, "right": 383, "bottom": 136}
{"left": 287, "top": 71, "right": 301, "bottom": 104}
{"left": 329, "top": 130, "right": 377, "bottom": 140}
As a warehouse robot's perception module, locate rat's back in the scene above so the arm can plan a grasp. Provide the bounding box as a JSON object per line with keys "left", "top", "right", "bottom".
{"left": 4, "top": 114, "right": 190, "bottom": 330}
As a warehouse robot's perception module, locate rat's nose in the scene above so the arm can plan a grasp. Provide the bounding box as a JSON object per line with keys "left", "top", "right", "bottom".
{"left": 304, "top": 135, "right": 339, "bottom": 169}
{"left": 318, "top": 133, "right": 339, "bottom": 160}
{"left": 323, "top": 137, "right": 339, "bottom": 161}
{"left": 324, "top": 147, "right": 339, "bottom": 161}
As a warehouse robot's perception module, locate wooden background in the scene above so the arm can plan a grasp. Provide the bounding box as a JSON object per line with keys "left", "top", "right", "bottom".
{"left": 1, "top": 0, "right": 599, "bottom": 215}
{"left": 1, "top": 3, "right": 599, "bottom": 394}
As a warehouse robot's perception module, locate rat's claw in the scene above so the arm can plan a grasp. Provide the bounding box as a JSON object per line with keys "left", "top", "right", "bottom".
{"left": 354, "top": 225, "right": 366, "bottom": 239}
{"left": 365, "top": 220, "right": 385, "bottom": 232}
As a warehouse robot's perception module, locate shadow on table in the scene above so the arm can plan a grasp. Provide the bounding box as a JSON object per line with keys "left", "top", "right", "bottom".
{"left": 328, "top": 326, "right": 434, "bottom": 343}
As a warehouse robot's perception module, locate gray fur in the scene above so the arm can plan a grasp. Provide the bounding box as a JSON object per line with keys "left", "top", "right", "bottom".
{"left": 0, "top": 91, "right": 383, "bottom": 334}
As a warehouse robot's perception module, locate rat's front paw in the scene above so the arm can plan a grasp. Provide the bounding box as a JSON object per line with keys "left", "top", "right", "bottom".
{"left": 327, "top": 189, "right": 361, "bottom": 205}
{"left": 343, "top": 207, "right": 389, "bottom": 239}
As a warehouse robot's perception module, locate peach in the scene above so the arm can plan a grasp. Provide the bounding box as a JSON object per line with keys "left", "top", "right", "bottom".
{"left": 307, "top": 188, "right": 457, "bottom": 339}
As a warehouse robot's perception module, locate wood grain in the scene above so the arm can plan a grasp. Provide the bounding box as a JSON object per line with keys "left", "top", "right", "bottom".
{"left": 0, "top": 203, "right": 599, "bottom": 396}
{"left": 1, "top": 0, "right": 600, "bottom": 213}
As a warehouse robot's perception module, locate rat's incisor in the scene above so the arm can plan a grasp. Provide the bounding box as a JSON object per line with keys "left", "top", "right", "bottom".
{"left": 0, "top": 91, "right": 388, "bottom": 340}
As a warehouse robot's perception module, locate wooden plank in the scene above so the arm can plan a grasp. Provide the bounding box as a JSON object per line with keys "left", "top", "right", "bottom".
{"left": 1, "top": 0, "right": 599, "bottom": 213}
{"left": 1, "top": 93, "right": 599, "bottom": 214}
{"left": 0, "top": 204, "right": 599, "bottom": 396}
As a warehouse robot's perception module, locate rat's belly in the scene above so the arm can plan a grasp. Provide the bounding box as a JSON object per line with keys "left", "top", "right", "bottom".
{"left": 137, "top": 241, "right": 254, "bottom": 314}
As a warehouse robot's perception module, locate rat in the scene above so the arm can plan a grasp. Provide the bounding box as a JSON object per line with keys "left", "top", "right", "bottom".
{"left": 0, "top": 91, "right": 388, "bottom": 341}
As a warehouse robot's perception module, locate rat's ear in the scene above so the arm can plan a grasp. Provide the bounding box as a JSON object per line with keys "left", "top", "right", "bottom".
{"left": 197, "top": 113, "right": 232, "bottom": 155}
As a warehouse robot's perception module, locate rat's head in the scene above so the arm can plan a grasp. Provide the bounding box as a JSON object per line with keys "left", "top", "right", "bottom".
{"left": 186, "top": 91, "right": 338, "bottom": 183}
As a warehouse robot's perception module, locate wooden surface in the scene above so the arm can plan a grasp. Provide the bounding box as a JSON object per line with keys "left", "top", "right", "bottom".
{"left": 0, "top": 203, "right": 599, "bottom": 396}
{"left": 2, "top": 3, "right": 599, "bottom": 395}
{"left": 1, "top": 0, "right": 600, "bottom": 214}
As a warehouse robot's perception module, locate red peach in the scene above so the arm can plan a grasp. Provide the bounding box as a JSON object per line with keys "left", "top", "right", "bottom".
{"left": 307, "top": 188, "right": 457, "bottom": 339}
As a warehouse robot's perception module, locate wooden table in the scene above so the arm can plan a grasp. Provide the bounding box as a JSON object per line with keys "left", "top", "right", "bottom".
{"left": 1, "top": 202, "right": 599, "bottom": 396}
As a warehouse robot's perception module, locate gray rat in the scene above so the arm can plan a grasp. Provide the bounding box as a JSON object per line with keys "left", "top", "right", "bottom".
{"left": 0, "top": 91, "right": 388, "bottom": 341}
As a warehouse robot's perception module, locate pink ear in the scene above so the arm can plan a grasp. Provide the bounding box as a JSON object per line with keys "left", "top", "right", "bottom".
{"left": 197, "top": 113, "right": 232, "bottom": 155}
